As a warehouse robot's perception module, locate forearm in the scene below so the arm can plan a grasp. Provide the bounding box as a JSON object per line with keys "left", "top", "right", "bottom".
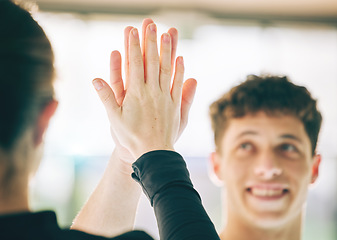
{"left": 132, "top": 151, "right": 220, "bottom": 240}
{"left": 71, "top": 149, "right": 141, "bottom": 237}
{"left": 154, "top": 186, "right": 219, "bottom": 240}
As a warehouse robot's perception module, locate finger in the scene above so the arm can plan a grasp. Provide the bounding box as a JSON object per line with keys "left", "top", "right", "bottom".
{"left": 171, "top": 56, "right": 184, "bottom": 103}
{"left": 167, "top": 27, "right": 178, "bottom": 74}
{"left": 159, "top": 33, "right": 172, "bottom": 92}
{"left": 92, "top": 78, "right": 120, "bottom": 120}
{"left": 110, "top": 50, "right": 124, "bottom": 106}
{"left": 141, "top": 19, "right": 154, "bottom": 80}
{"left": 145, "top": 23, "right": 160, "bottom": 87}
{"left": 141, "top": 18, "right": 154, "bottom": 59}
{"left": 179, "top": 78, "right": 197, "bottom": 136}
{"left": 124, "top": 26, "right": 133, "bottom": 89}
{"left": 129, "top": 28, "right": 144, "bottom": 88}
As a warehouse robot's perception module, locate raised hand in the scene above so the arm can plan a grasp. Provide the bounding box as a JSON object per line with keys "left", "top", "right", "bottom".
{"left": 72, "top": 19, "right": 197, "bottom": 237}
{"left": 93, "top": 20, "right": 196, "bottom": 160}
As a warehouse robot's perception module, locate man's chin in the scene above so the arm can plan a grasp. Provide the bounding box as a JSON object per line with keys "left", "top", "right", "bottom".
{"left": 244, "top": 210, "right": 297, "bottom": 230}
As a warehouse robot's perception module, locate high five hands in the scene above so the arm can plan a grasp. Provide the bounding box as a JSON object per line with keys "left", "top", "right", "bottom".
{"left": 93, "top": 19, "right": 197, "bottom": 161}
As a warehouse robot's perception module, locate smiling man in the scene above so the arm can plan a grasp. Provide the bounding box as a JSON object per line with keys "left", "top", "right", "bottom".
{"left": 209, "top": 75, "right": 322, "bottom": 240}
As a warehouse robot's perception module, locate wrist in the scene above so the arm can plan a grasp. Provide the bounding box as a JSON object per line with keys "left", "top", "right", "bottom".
{"left": 133, "top": 145, "right": 175, "bottom": 160}
{"left": 110, "top": 149, "right": 135, "bottom": 175}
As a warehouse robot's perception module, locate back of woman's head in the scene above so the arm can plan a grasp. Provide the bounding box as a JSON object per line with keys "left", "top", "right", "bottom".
{"left": 0, "top": 0, "right": 55, "bottom": 152}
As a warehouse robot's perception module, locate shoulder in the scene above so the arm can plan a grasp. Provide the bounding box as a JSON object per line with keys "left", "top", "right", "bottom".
{"left": 60, "top": 229, "right": 153, "bottom": 240}
{"left": 0, "top": 211, "right": 153, "bottom": 240}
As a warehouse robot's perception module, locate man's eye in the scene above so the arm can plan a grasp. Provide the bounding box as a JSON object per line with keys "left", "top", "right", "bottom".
{"left": 281, "top": 144, "right": 297, "bottom": 152}
{"left": 239, "top": 143, "right": 253, "bottom": 151}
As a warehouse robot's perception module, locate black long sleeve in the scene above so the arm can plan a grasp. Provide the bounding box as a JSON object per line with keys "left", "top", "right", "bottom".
{"left": 132, "top": 150, "right": 220, "bottom": 240}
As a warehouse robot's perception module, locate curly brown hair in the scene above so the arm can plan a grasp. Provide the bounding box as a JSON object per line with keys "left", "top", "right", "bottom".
{"left": 209, "top": 75, "right": 322, "bottom": 156}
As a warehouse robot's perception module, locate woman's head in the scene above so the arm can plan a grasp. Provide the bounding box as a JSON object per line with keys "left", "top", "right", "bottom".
{"left": 0, "top": 0, "right": 55, "bottom": 152}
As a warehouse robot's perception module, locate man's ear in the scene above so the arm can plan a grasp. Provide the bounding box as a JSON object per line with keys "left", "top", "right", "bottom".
{"left": 209, "top": 151, "right": 224, "bottom": 186}
{"left": 311, "top": 153, "right": 321, "bottom": 184}
{"left": 34, "top": 99, "right": 58, "bottom": 146}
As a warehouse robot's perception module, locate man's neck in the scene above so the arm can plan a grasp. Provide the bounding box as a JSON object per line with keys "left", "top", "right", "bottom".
{"left": 219, "top": 214, "right": 303, "bottom": 240}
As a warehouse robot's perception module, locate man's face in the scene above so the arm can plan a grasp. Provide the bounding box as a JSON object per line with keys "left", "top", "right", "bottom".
{"left": 211, "top": 111, "right": 320, "bottom": 228}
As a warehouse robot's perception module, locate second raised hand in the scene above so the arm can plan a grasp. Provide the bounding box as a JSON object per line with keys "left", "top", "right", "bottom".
{"left": 93, "top": 21, "right": 197, "bottom": 161}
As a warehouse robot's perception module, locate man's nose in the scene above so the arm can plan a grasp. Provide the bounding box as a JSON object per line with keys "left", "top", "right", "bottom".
{"left": 254, "top": 150, "right": 283, "bottom": 179}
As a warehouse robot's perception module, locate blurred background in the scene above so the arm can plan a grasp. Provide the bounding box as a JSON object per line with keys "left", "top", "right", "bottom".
{"left": 25, "top": 0, "right": 337, "bottom": 239}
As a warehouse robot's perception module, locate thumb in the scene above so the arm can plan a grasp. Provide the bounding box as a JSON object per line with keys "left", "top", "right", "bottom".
{"left": 93, "top": 78, "right": 120, "bottom": 120}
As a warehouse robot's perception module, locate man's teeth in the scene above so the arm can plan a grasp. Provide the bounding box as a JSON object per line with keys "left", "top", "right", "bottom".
{"left": 251, "top": 188, "right": 284, "bottom": 197}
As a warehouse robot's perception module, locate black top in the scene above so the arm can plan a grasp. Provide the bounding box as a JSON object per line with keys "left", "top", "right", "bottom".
{"left": 132, "top": 151, "right": 220, "bottom": 240}
{"left": 0, "top": 150, "right": 219, "bottom": 240}
{"left": 0, "top": 211, "right": 152, "bottom": 240}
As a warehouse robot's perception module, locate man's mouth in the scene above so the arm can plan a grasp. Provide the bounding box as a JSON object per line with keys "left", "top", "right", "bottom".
{"left": 246, "top": 185, "right": 290, "bottom": 200}
{"left": 247, "top": 187, "right": 289, "bottom": 197}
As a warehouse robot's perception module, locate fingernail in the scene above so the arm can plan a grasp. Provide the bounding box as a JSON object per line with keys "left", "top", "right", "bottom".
{"left": 149, "top": 23, "right": 156, "bottom": 32}
{"left": 132, "top": 28, "right": 138, "bottom": 38}
{"left": 163, "top": 33, "right": 170, "bottom": 43}
{"left": 93, "top": 80, "right": 103, "bottom": 91}
{"left": 178, "top": 56, "right": 184, "bottom": 65}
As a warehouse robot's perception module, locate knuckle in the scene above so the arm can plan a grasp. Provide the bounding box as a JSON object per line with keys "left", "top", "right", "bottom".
{"left": 147, "top": 55, "right": 159, "bottom": 65}
{"left": 132, "top": 56, "right": 143, "bottom": 66}
{"left": 161, "top": 43, "right": 171, "bottom": 52}
{"left": 177, "top": 64, "right": 185, "bottom": 73}
{"left": 102, "top": 92, "right": 113, "bottom": 104}
{"left": 110, "top": 77, "right": 123, "bottom": 85}
{"left": 161, "top": 66, "right": 171, "bottom": 76}
{"left": 149, "top": 36, "right": 157, "bottom": 43}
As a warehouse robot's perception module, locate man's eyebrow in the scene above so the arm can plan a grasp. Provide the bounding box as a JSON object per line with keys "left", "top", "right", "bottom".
{"left": 235, "top": 131, "right": 258, "bottom": 140}
{"left": 279, "top": 134, "right": 303, "bottom": 143}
